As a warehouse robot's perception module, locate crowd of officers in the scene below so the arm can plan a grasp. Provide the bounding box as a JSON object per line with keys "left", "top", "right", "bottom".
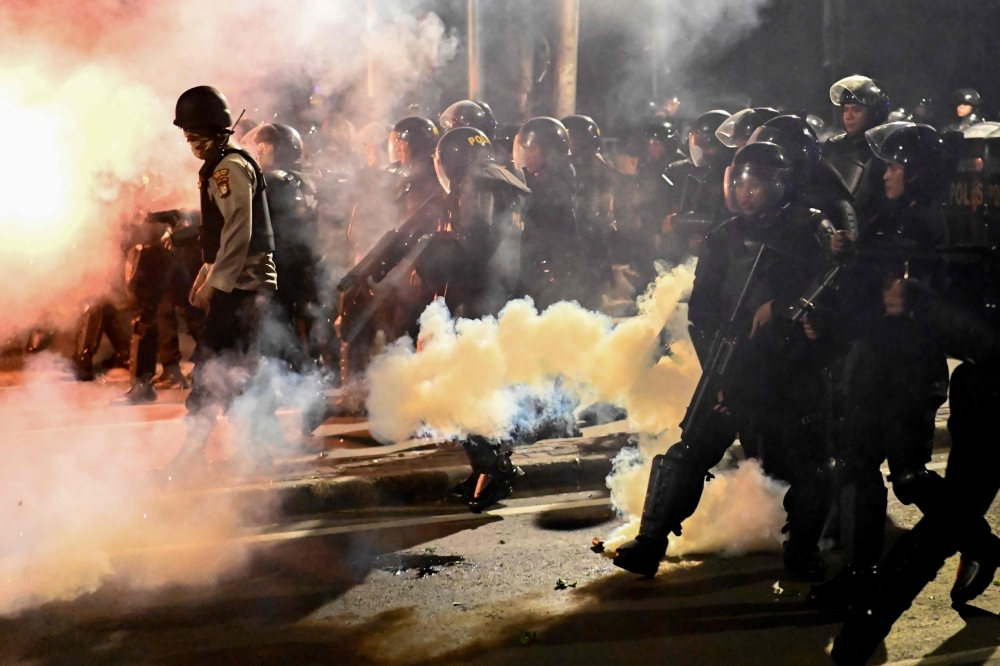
{"left": 66, "top": 76, "right": 1000, "bottom": 664}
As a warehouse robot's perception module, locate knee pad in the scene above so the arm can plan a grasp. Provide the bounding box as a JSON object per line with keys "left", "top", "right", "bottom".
{"left": 890, "top": 467, "right": 945, "bottom": 509}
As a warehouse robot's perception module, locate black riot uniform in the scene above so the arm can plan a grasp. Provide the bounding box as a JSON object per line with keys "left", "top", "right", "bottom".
{"left": 831, "top": 272, "right": 1000, "bottom": 665}
{"left": 250, "top": 123, "right": 323, "bottom": 370}
{"left": 151, "top": 86, "right": 279, "bottom": 483}
{"left": 389, "top": 116, "right": 443, "bottom": 217}
{"left": 823, "top": 76, "right": 891, "bottom": 229}
{"left": 943, "top": 88, "right": 986, "bottom": 133}
{"left": 71, "top": 300, "right": 129, "bottom": 382}
{"left": 749, "top": 115, "right": 858, "bottom": 235}
{"left": 609, "top": 120, "right": 681, "bottom": 288}
{"left": 562, "top": 114, "right": 617, "bottom": 308}
{"left": 661, "top": 110, "right": 735, "bottom": 265}
{"left": 612, "top": 142, "right": 836, "bottom": 579}
{"left": 121, "top": 209, "right": 205, "bottom": 403}
{"left": 421, "top": 127, "right": 527, "bottom": 318}
{"left": 427, "top": 128, "right": 530, "bottom": 511}
{"left": 808, "top": 123, "right": 952, "bottom": 610}
{"left": 514, "top": 117, "right": 580, "bottom": 309}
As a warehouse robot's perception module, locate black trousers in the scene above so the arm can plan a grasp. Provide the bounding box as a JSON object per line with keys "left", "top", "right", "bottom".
{"left": 186, "top": 288, "right": 262, "bottom": 417}
{"left": 130, "top": 245, "right": 204, "bottom": 381}
{"left": 836, "top": 316, "right": 949, "bottom": 568}
{"left": 835, "top": 361, "right": 1000, "bottom": 659}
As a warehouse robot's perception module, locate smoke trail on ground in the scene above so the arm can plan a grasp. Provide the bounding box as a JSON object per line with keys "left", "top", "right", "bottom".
{"left": 0, "top": 351, "right": 324, "bottom": 614}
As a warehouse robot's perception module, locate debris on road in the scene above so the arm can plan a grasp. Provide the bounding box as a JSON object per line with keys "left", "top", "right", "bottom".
{"left": 555, "top": 578, "right": 578, "bottom": 590}
{"left": 590, "top": 538, "right": 604, "bottom": 553}
{"left": 519, "top": 631, "right": 537, "bottom": 645}
{"left": 772, "top": 581, "right": 784, "bottom": 595}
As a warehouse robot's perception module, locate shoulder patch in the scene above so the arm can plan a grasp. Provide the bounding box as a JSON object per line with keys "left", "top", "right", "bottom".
{"left": 213, "top": 169, "right": 231, "bottom": 199}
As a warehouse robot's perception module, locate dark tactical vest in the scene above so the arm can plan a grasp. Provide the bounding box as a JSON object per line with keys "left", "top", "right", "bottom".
{"left": 199, "top": 147, "right": 275, "bottom": 264}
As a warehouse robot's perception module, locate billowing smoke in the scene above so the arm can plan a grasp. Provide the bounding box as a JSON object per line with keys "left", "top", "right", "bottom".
{"left": 0, "top": 350, "right": 329, "bottom": 613}
{"left": 367, "top": 262, "right": 791, "bottom": 559}
{"left": 366, "top": 263, "right": 700, "bottom": 443}
{"left": 0, "top": 0, "right": 458, "bottom": 340}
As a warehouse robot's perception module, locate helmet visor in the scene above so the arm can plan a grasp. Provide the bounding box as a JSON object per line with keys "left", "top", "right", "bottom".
{"left": 715, "top": 109, "right": 761, "bottom": 149}
{"left": 388, "top": 131, "right": 404, "bottom": 164}
{"left": 724, "top": 163, "right": 787, "bottom": 215}
{"left": 830, "top": 75, "right": 878, "bottom": 106}
{"left": 865, "top": 122, "right": 915, "bottom": 161}
{"left": 434, "top": 151, "right": 451, "bottom": 194}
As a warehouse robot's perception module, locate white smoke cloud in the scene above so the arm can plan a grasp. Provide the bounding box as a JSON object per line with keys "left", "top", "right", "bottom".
{"left": 366, "top": 260, "right": 792, "bottom": 561}
{"left": 365, "top": 263, "right": 700, "bottom": 443}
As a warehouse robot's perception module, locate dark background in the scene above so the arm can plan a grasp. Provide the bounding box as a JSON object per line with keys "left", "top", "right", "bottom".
{"left": 415, "top": 0, "right": 1000, "bottom": 132}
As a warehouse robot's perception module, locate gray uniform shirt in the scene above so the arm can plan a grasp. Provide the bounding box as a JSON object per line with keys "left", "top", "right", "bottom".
{"left": 204, "top": 149, "right": 278, "bottom": 293}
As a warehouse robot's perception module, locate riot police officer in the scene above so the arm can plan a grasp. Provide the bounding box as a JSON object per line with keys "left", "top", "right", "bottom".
{"left": 662, "top": 110, "right": 735, "bottom": 263}
{"left": 715, "top": 107, "right": 781, "bottom": 151}
{"left": 831, "top": 268, "right": 1000, "bottom": 665}
{"left": 252, "top": 123, "right": 322, "bottom": 370}
{"left": 152, "top": 85, "right": 278, "bottom": 482}
{"left": 440, "top": 100, "right": 495, "bottom": 141}
{"left": 562, "top": 114, "right": 617, "bottom": 307}
{"left": 823, "top": 75, "right": 891, "bottom": 228}
{"left": 943, "top": 88, "right": 986, "bottom": 133}
{"left": 513, "top": 117, "right": 579, "bottom": 309}
{"left": 388, "top": 116, "right": 442, "bottom": 217}
{"left": 808, "top": 123, "right": 951, "bottom": 609}
{"left": 748, "top": 115, "right": 858, "bottom": 235}
{"left": 427, "top": 127, "right": 530, "bottom": 511}
{"left": 612, "top": 142, "right": 836, "bottom": 579}
{"left": 117, "top": 209, "right": 204, "bottom": 403}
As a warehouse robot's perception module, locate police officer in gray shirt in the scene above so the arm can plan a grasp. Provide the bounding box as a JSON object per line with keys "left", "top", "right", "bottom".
{"left": 152, "top": 86, "right": 279, "bottom": 483}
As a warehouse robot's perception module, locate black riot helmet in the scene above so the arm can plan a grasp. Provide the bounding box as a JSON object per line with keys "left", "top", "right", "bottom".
{"left": 716, "top": 109, "right": 764, "bottom": 149}
{"left": 513, "top": 117, "right": 571, "bottom": 173}
{"left": 865, "top": 122, "right": 945, "bottom": 203}
{"left": 389, "top": 116, "right": 440, "bottom": 165}
{"left": 829, "top": 75, "right": 891, "bottom": 127}
{"left": 174, "top": 86, "right": 233, "bottom": 133}
{"left": 561, "top": 115, "right": 603, "bottom": 159}
{"left": 440, "top": 100, "right": 492, "bottom": 138}
{"left": 754, "top": 115, "right": 822, "bottom": 170}
{"left": 724, "top": 141, "right": 792, "bottom": 216}
{"left": 643, "top": 119, "right": 679, "bottom": 163}
{"left": 433, "top": 127, "right": 493, "bottom": 194}
{"left": 473, "top": 100, "right": 498, "bottom": 141}
{"left": 689, "top": 110, "right": 732, "bottom": 167}
{"left": 953, "top": 88, "right": 982, "bottom": 110}
{"left": 253, "top": 123, "right": 304, "bottom": 168}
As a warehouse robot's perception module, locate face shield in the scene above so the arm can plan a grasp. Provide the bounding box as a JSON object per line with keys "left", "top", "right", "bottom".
{"left": 513, "top": 136, "right": 543, "bottom": 173}
{"left": 715, "top": 109, "right": 762, "bottom": 149}
{"left": 830, "top": 76, "right": 878, "bottom": 106}
{"left": 724, "top": 161, "right": 788, "bottom": 216}
{"left": 689, "top": 132, "right": 709, "bottom": 167}
{"left": 388, "top": 131, "right": 402, "bottom": 164}
{"left": 864, "top": 122, "right": 915, "bottom": 160}
{"left": 433, "top": 151, "right": 451, "bottom": 194}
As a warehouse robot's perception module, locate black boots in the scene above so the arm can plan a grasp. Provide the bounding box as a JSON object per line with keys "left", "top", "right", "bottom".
{"left": 451, "top": 436, "right": 521, "bottom": 513}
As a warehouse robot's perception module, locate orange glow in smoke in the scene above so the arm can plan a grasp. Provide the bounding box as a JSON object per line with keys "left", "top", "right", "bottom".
{"left": 0, "top": 93, "right": 71, "bottom": 253}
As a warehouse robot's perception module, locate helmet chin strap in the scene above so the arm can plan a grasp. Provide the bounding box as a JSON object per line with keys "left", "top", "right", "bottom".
{"left": 214, "top": 108, "right": 245, "bottom": 152}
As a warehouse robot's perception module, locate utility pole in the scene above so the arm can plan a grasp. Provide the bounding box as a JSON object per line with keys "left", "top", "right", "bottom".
{"left": 554, "top": 0, "right": 579, "bottom": 118}
{"left": 468, "top": 0, "right": 484, "bottom": 100}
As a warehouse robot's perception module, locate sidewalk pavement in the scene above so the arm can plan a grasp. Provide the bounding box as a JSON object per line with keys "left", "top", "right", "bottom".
{"left": 168, "top": 424, "right": 634, "bottom": 521}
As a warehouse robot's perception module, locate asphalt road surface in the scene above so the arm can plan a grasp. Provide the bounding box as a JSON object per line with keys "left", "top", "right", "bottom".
{"left": 3, "top": 479, "right": 1000, "bottom": 666}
